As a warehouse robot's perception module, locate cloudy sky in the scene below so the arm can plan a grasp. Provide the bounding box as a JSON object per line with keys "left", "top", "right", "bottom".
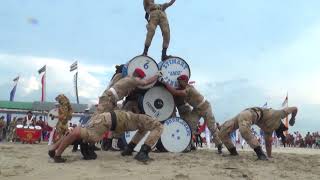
{"left": 0, "top": 0, "right": 319, "bottom": 134}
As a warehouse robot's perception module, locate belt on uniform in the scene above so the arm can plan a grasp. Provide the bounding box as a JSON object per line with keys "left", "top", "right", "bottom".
{"left": 150, "top": 7, "right": 163, "bottom": 12}
{"left": 110, "top": 111, "right": 117, "bottom": 131}
{"left": 109, "top": 87, "right": 119, "bottom": 101}
{"left": 196, "top": 98, "right": 207, "bottom": 108}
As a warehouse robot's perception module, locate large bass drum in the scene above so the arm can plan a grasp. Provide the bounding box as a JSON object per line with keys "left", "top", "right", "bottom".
{"left": 158, "top": 117, "right": 192, "bottom": 152}
{"left": 159, "top": 57, "right": 191, "bottom": 89}
{"left": 123, "top": 55, "right": 159, "bottom": 89}
{"left": 47, "top": 108, "right": 59, "bottom": 128}
{"left": 141, "top": 86, "right": 175, "bottom": 121}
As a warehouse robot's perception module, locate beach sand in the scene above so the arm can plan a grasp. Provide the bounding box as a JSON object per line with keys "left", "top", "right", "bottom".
{"left": 0, "top": 143, "right": 319, "bottom": 180}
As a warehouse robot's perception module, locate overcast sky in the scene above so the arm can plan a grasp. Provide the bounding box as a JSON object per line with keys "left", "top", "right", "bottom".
{"left": 0, "top": 0, "right": 319, "bottom": 134}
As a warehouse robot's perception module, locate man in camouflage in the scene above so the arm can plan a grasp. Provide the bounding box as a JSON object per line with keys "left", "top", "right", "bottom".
{"left": 219, "top": 106, "right": 298, "bottom": 160}
{"left": 6, "top": 117, "right": 17, "bottom": 142}
{"left": 0, "top": 116, "right": 6, "bottom": 142}
{"left": 48, "top": 110, "right": 163, "bottom": 163}
{"left": 143, "top": 0, "right": 176, "bottom": 61}
{"left": 164, "top": 75, "right": 223, "bottom": 154}
{"left": 53, "top": 94, "right": 73, "bottom": 142}
{"left": 96, "top": 68, "right": 159, "bottom": 115}
{"left": 100, "top": 68, "right": 159, "bottom": 150}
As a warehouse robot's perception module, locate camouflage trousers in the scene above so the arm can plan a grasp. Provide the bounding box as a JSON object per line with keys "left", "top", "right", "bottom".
{"left": 219, "top": 110, "right": 260, "bottom": 149}
{"left": 178, "top": 103, "right": 222, "bottom": 145}
{"left": 81, "top": 111, "right": 163, "bottom": 147}
{"left": 145, "top": 10, "right": 170, "bottom": 49}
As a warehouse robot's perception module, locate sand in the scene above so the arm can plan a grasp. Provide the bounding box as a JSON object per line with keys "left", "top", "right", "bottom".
{"left": 0, "top": 143, "right": 319, "bottom": 180}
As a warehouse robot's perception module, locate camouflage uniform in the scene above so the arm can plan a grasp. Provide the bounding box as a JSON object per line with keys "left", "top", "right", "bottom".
{"left": 96, "top": 76, "right": 140, "bottom": 114}
{"left": 80, "top": 110, "right": 163, "bottom": 147}
{"left": 0, "top": 118, "right": 6, "bottom": 141}
{"left": 219, "top": 107, "right": 295, "bottom": 149}
{"left": 143, "top": 0, "right": 175, "bottom": 59}
{"left": 174, "top": 96, "right": 200, "bottom": 134}
{"left": 183, "top": 85, "right": 222, "bottom": 145}
{"left": 55, "top": 94, "right": 73, "bottom": 140}
{"left": 107, "top": 73, "right": 123, "bottom": 89}
{"left": 6, "top": 118, "right": 17, "bottom": 142}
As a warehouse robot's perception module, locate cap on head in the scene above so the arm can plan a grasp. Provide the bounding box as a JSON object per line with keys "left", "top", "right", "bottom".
{"left": 134, "top": 68, "right": 146, "bottom": 78}
{"left": 177, "top": 74, "right": 189, "bottom": 82}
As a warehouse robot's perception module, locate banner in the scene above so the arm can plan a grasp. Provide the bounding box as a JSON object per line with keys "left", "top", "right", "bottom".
{"left": 10, "top": 76, "right": 19, "bottom": 101}
{"left": 70, "top": 61, "right": 79, "bottom": 104}
{"left": 38, "top": 65, "right": 46, "bottom": 102}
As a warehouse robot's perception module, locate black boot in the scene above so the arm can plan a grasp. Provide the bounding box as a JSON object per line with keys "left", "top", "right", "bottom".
{"left": 101, "top": 138, "right": 112, "bottom": 151}
{"left": 134, "top": 144, "right": 151, "bottom": 162}
{"left": 121, "top": 142, "right": 136, "bottom": 156}
{"left": 228, "top": 147, "right": 239, "bottom": 156}
{"left": 48, "top": 150, "right": 55, "bottom": 158}
{"left": 80, "top": 142, "right": 97, "bottom": 160}
{"left": 143, "top": 46, "right": 149, "bottom": 56}
{"left": 88, "top": 144, "right": 97, "bottom": 160}
{"left": 254, "top": 146, "right": 267, "bottom": 160}
{"left": 217, "top": 144, "right": 223, "bottom": 154}
{"left": 161, "top": 48, "right": 168, "bottom": 61}
{"left": 54, "top": 156, "right": 66, "bottom": 163}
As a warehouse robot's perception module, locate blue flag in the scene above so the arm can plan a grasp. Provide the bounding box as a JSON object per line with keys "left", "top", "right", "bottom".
{"left": 10, "top": 76, "right": 19, "bottom": 101}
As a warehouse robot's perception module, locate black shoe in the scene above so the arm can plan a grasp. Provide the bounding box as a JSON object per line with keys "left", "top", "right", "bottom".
{"left": 217, "top": 144, "right": 223, "bottom": 154}
{"left": 54, "top": 156, "right": 66, "bottom": 163}
{"left": 134, "top": 144, "right": 151, "bottom": 162}
{"left": 80, "top": 142, "right": 97, "bottom": 160}
{"left": 161, "top": 48, "right": 169, "bottom": 61}
{"left": 48, "top": 150, "right": 55, "bottom": 158}
{"left": 88, "top": 145, "right": 97, "bottom": 160}
{"left": 254, "top": 146, "right": 268, "bottom": 160}
{"left": 228, "top": 147, "right": 239, "bottom": 156}
{"left": 101, "top": 138, "right": 112, "bottom": 151}
{"left": 121, "top": 142, "right": 136, "bottom": 156}
{"left": 93, "top": 145, "right": 101, "bottom": 151}
{"left": 142, "top": 46, "right": 149, "bottom": 56}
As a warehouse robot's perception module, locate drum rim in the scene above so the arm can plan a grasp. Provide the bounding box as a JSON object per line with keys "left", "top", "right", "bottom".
{"left": 161, "top": 117, "right": 192, "bottom": 152}
{"left": 127, "top": 55, "right": 159, "bottom": 89}
{"left": 142, "top": 86, "right": 175, "bottom": 121}
{"left": 47, "top": 108, "right": 59, "bottom": 128}
{"left": 159, "top": 56, "right": 191, "bottom": 79}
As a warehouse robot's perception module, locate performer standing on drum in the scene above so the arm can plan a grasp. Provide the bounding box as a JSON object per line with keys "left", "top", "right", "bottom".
{"left": 51, "top": 94, "right": 73, "bottom": 142}
{"left": 48, "top": 110, "right": 163, "bottom": 163}
{"left": 219, "top": 106, "right": 298, "bottom": 160}
{"left": 163, "top": 75, "right": 223, "bottom": 154}
{"left": 142, "top": 0, "right": 176, "bottom": 61}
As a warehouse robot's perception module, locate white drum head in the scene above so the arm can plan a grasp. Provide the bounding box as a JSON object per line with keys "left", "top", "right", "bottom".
{"left": 127, "top": 55, "right": 159, "bottom": 89}
{"left": 16, "top": 124, "right": 23, "bottom": 128}
{"left": 35, "top": 126, "right": 42, "bottom": 130}
{"left": 24, "top": 126, "right": 28, "bottom": 129}
{"left": 124, "top": 131, "right": 156, "bottom": 152}
{"left": 142, "top": 86, "right": 174, "bottom": 121}
{"left": 29, "top": 126, "right": 34, "bottom": 129}
{"left": 48, "top": 108, "right": 59, "bottom": 128}
{"left": 160, "top": 57, "right": 191, "bottom": 89}
{"left": 161, "top": 117, "right": 192, "bottom": 152}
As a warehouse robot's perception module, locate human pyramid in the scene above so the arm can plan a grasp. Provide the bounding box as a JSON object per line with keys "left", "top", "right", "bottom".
{"left": 48, "top": 0, "right": 299, "bottom": 163}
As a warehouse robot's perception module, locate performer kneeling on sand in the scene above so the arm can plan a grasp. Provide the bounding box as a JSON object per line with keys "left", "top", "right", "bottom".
{"left": 163, "top": 75, "right": 223, "bottom": 154}
{"left": 48, "top": 110, "right": 163, "bottom": 163}
{"left": 219, "top": 106, "right": 298, "bottom": 160}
